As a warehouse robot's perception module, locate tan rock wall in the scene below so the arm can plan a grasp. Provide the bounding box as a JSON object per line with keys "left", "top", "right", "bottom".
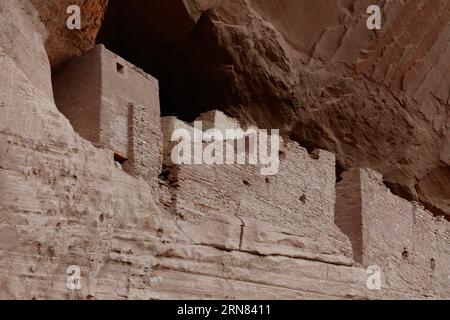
{"left": 99, "top": 45, "right": 160, "bottom": 160}
{"left": 124, "top": 103, "right": 162, "bottom": 187}
{"left": 203, "top": 0, "right": 450, "bottom": 217}
{"left": 22, "top": 0, "right": 450, "bottom": 218}
{"left": 0, "top": 0, "right": 448, "bottom": 300}
{"left": 161, "top": 116, "right": 353, "bottom": 264}
{"left": 335, "top": 170, "right": 363, "bottom": 264}
{"left": 53, "top": 44, "right": 161, "bottom": 185}
{"left": 30, "top": 0, "right": 108, "bottom": 69}
{"left": 52, "top": 47, "right": 102, "bottom": 144}
{"left": 336, "top": 168, "right": 450, "bottom": 298}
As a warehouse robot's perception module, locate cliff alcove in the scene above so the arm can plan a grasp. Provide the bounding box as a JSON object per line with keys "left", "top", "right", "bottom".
{"left": 94, "top": 0, "right": 450, "bottom": 218}
{"left": 1, "top": 0, "right": 449, "bottom": 300}
{"left": 96, "top": 0, "right": 235, "bottom": 121}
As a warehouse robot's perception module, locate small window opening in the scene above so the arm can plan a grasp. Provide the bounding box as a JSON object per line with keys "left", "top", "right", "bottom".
{"left": 116, "top": 62, "right": 124, "bottom": 74}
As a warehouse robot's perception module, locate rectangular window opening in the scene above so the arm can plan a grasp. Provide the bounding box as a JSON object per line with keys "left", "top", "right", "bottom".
{"left": 116, "top": 62, "right": 124, "bottom": 74}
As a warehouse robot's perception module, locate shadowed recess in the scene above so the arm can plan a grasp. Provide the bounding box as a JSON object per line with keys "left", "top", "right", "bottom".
{"left": 96, "top": 0, "right": 236, "bottom": 121}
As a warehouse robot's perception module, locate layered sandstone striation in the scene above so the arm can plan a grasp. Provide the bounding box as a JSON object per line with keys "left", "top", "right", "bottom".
{"left": 0, "top": 0, "right": 449, "bottom": 299}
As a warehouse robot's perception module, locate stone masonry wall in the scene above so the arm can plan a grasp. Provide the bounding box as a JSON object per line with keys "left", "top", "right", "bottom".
{"left": 52, "top": 45, "right": 161, "bottom": 184}
{"left": 98, "top": 45, "right": 160, "bottom": 161}
{"left": 1, "top": 2, "right": 449, "bottom": 299}
{"left": 336, "top": 168, "right": 450, "bottom": 297}
{"left": 161, "top": 115, "right": 353, "bottom": 266}
{"left": 123, "top": 103, "right": 162, "bottom": 186}
{"left": 52, "top": 48, "right": 102, "bottom": 144}
{"left": 335, "top": 171, "right": 363, "bottom": 264}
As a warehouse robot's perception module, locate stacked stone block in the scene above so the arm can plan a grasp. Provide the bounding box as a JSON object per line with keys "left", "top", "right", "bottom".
{"left": 52, "top": 44, "right": 161, "bottom": 185}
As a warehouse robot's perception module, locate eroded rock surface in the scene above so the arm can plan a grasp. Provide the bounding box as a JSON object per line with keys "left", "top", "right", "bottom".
{"left": 95, "top": 0, "right": 450, "bottom": 217}
{"left": 30, "top": 0, "right": 108, "bottom": 69}
{"left": 204, "top": 0, "right": 450, "bottom": 217}
{"left": 0, "top": 0, "right": 449, "bottom": 299}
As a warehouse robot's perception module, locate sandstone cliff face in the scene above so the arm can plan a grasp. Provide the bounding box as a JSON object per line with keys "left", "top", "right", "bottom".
{"left": 0, "top": 0, "right": 449, "bottom": 299}
{"left": 94, "top": 0, "right": 450, "bottom": 218}
{"left": 30, "top": 0, "right": 108, "bottom": 69}
{"left": 194, "top": 0, "right": 450, "bottom": 217}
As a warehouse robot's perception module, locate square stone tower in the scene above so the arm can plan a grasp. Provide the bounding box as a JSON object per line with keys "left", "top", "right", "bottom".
{"left": 52, "top": 44, "right": 161, "bottom": 182}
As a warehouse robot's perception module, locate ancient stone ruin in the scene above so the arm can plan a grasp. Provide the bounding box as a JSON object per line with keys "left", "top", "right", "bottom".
{"left": 45, "top": 44, "right": 450, "bottom": 299}
{"left": 52, "top": 45, "right": 161, "bottom": 184}
{"left": 0, "top": 0, "right": 448, "bottom": 300}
